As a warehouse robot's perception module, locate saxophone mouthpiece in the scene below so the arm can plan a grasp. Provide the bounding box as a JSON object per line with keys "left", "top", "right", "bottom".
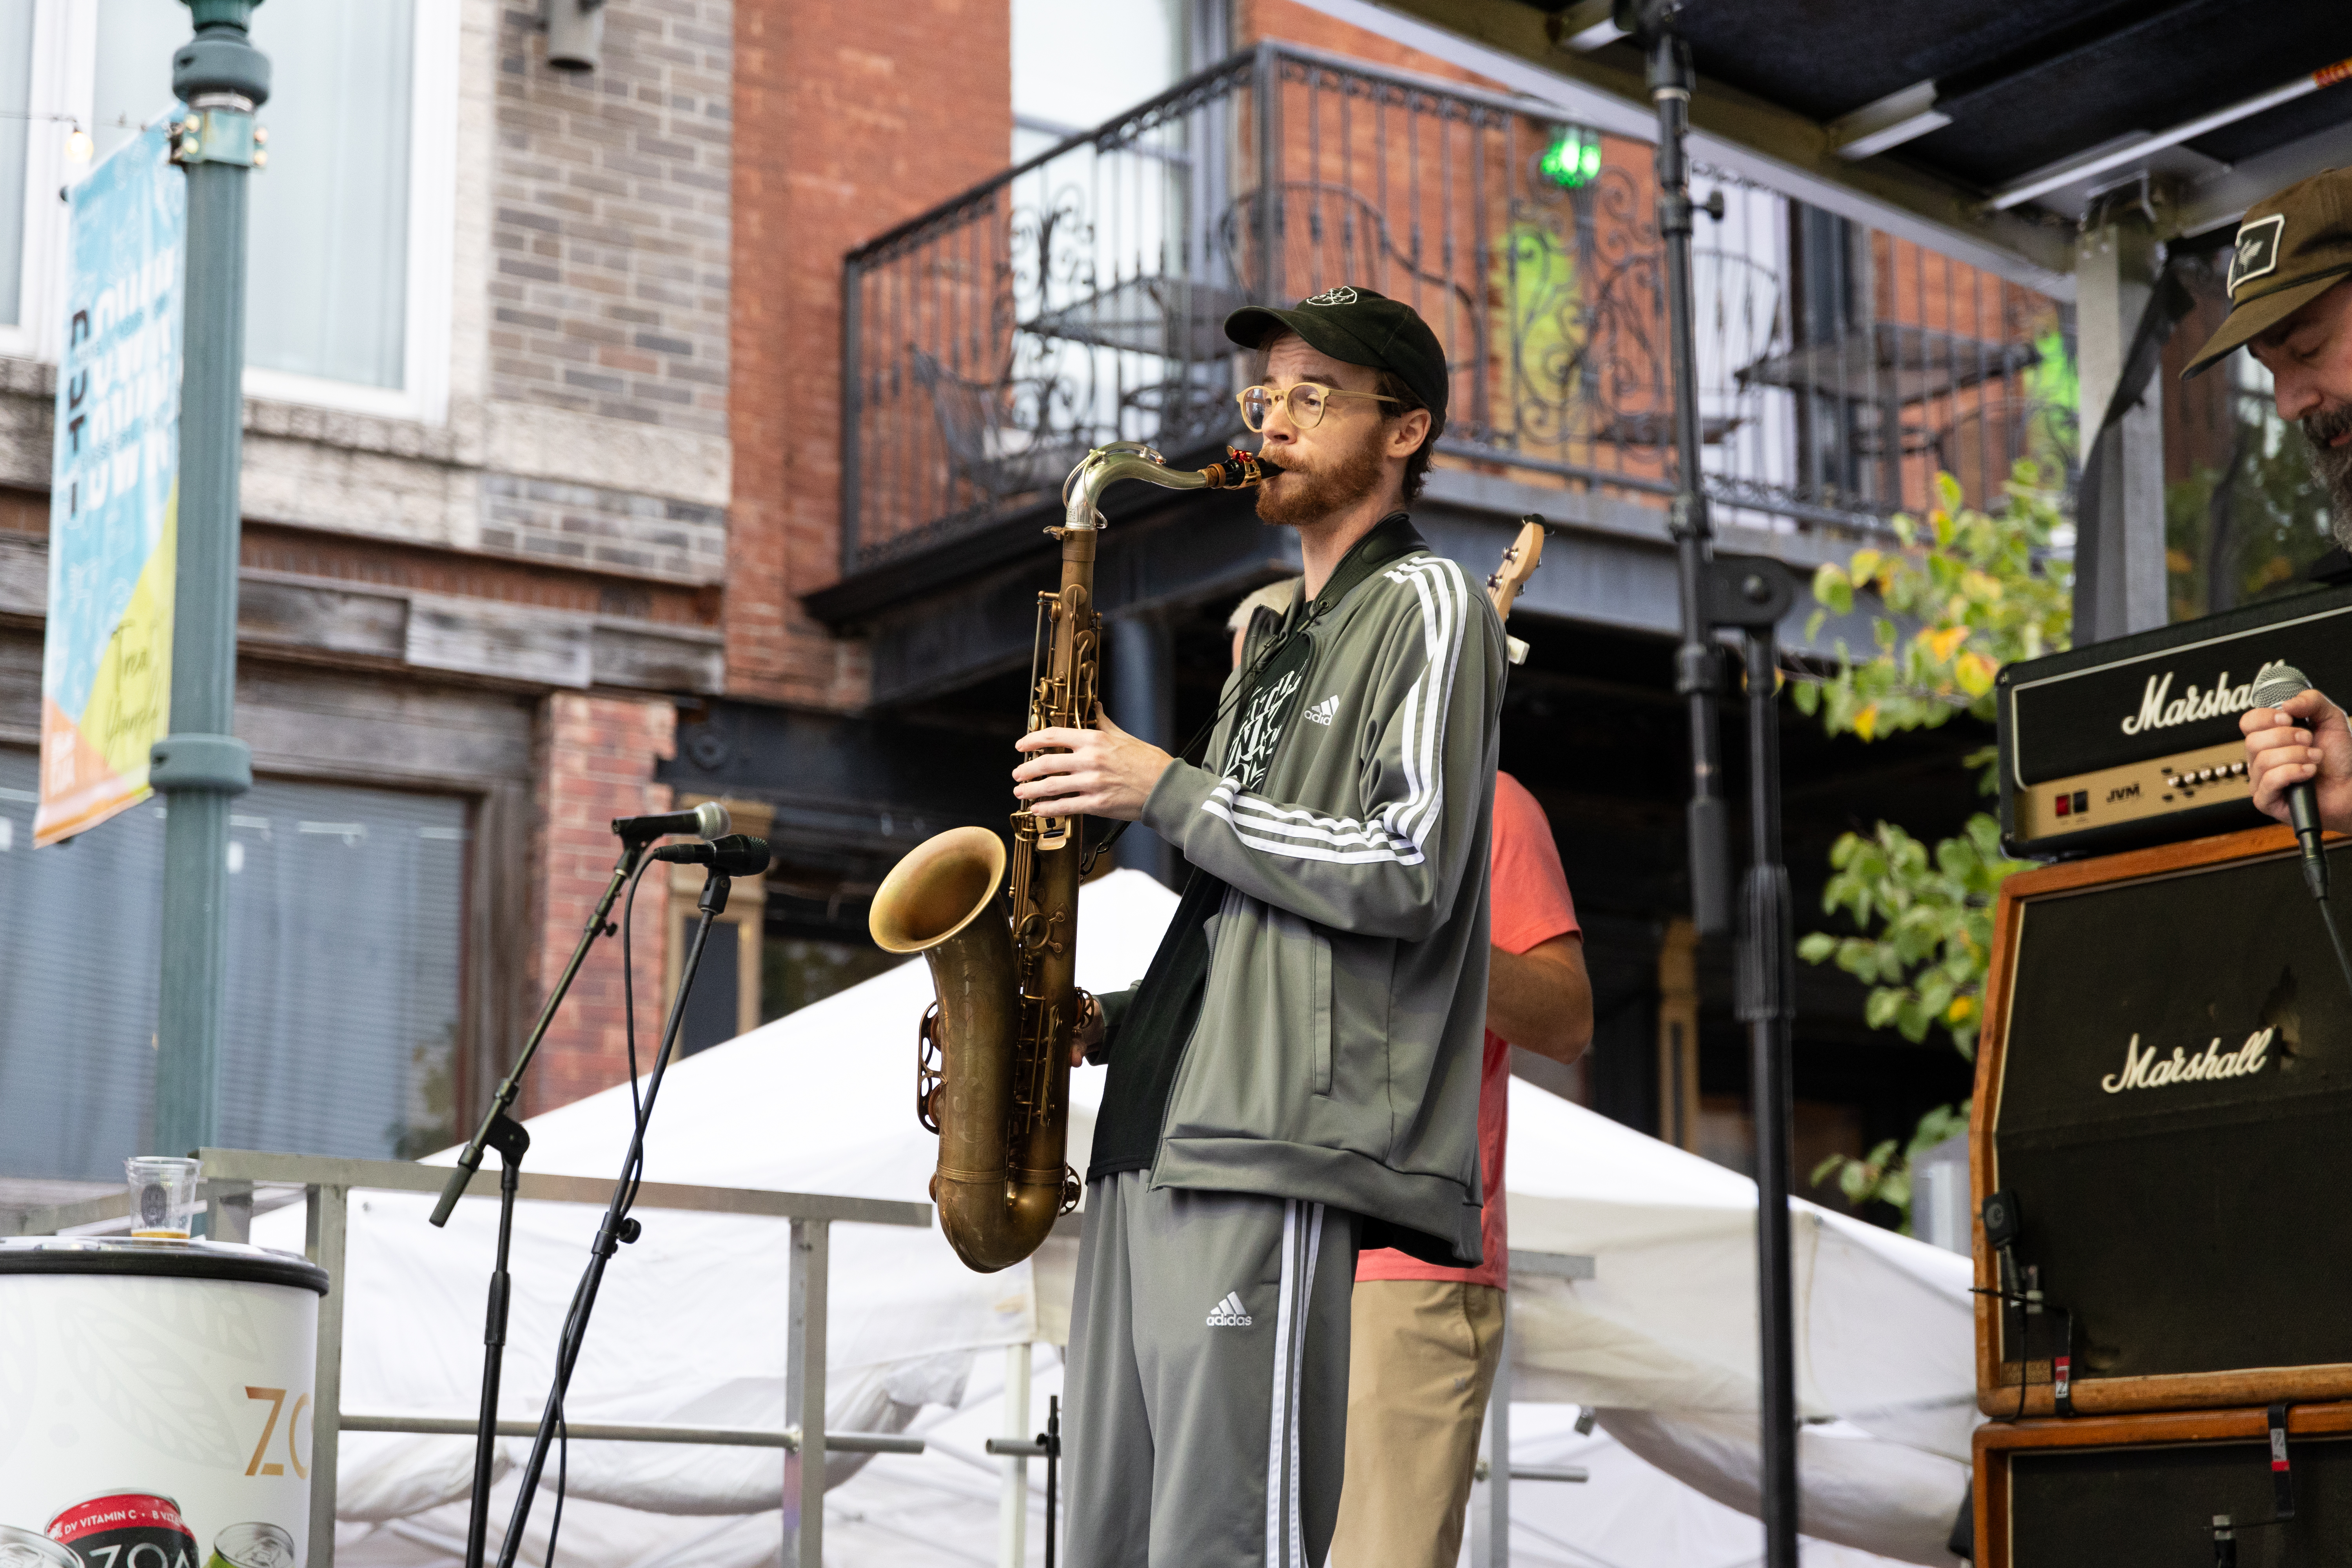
{"left": 1202, "top": 447, "right": 1282, "bottom": 488}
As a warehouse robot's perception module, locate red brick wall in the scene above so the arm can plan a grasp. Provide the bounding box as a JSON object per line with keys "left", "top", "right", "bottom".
{"left": 726, "top": 0, "right": 1013, "bottom": 708}
{"left": 1241, "top": 0, "right": 1500, "bottom": 85}
{"left": 525, "top": 693, "right": 678, "bottom": 1116}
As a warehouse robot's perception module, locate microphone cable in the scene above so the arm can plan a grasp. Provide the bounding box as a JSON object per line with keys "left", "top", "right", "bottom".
{"left": 536, "top": 855, "right": 661, "bottom": 1568}
{"left": 2316, "top": 892, "right": 2352, "bottom": 1006}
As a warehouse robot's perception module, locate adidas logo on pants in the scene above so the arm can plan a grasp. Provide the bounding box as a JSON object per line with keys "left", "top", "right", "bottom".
{"left": 1207, "top": 1290, "right": 1253, "bottom": 1327}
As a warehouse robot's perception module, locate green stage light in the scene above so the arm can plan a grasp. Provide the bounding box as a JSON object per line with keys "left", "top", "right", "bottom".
{"left": 1541, "top": 126, "right": 1602, "bottom": 190}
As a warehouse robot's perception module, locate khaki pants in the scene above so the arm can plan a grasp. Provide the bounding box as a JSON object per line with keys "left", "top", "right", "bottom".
{"left": 1328, "top": 1279, "right": 1506, "bottom": 1568}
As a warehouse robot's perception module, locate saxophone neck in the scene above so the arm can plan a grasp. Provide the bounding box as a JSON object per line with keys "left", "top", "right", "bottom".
{"left": 1060, "top": 443, "right": 1283, "bottom": 532}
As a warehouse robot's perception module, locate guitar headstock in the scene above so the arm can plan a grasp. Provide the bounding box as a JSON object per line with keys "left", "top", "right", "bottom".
{"left": 1485, "top": 517, "right": 1546, "bottom": 663}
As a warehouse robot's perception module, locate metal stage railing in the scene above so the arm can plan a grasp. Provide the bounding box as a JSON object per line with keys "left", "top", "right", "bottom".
{"left": 840, "top": 39, "right": 2070, "bottom": 572}
{"left": 9, "top": 1149, "right": 933, "bottom": 1568}
{"left": 16, "top": 1160, "right": 1600, "bottom": 1564}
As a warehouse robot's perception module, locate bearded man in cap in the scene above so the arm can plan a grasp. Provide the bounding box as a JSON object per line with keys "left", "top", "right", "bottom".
{"left": 2227, "top": 172, "right": 2352, "bottom": 830}
{"left": 1013, "top": 286, "right": 1506, "bottom": 1567}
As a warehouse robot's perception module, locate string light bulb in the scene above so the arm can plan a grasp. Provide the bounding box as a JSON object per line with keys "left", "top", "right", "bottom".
{"left": 64, "top": 127, "right": 92, "bottom": 162}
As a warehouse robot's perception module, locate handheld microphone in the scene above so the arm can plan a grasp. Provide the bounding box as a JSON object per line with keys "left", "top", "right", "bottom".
{"left": 650, "top": 833, "right": 769, "bottom": 875}
{"left": 2249, "top": 665, "right": 2329, "bottom": 901}
{"left": 611, "top": 800, "right": 730, "bottom": 842}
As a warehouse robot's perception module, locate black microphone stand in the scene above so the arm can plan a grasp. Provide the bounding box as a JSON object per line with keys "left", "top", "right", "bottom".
{"left": 1630, "top": 2, "right": 1801, "bottom": 1563}
{"left": 436, "top": 833, "right": 654, "bottom": 1568}
{"left": 1643, "top": 4, "right": 1731, "bottom": 946}
{"left": 493, "top": 863, "right": 736, "bottom": 1568}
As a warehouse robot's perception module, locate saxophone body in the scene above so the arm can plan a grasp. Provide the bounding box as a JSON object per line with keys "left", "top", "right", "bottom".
{"left": 869, "top": 442, "right": 1279, "bottom": 1272}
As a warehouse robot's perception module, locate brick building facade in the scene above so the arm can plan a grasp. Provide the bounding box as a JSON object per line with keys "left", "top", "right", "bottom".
{"left": 0, "top": 0, "right": 2073, "bottom": 1205}
{"left": 0, "top": 0, "right": 762, "bottom": 1189}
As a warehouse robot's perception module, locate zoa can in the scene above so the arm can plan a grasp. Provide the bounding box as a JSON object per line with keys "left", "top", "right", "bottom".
{"left": 44, "top": 1494, "right": 198, "bottom": 1568}
{"left": 204, "top": 1525, "right": 294, "bottom": 1568}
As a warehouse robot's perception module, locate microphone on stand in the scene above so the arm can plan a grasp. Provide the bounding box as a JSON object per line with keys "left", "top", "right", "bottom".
{"left": 651, "top": 833, "right": 770, "bottom": 875}
{"left": 612, "top": 800, "right": 731, "bottom": 842}
{"left": 2249, "top": 665, "right": 2330, "bottom": 900}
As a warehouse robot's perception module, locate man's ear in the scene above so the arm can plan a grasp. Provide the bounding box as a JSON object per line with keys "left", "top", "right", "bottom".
{"left": 1389, "top": 407, "right": 1432, "bottom": 456}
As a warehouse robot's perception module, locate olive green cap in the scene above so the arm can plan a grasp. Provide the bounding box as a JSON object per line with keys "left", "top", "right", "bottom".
{"left": 2184, "top": 167, "right": 2352, "bottom": 378}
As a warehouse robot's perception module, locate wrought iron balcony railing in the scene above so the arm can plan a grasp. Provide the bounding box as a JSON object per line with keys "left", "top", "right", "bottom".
{"left": 840, "top": 41, "right": 2073, "bottom": 574}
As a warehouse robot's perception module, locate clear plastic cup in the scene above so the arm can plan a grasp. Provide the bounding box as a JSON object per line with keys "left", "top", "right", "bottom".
{"left": 126, "top": 1155, "right": 202, "bottom": 1239}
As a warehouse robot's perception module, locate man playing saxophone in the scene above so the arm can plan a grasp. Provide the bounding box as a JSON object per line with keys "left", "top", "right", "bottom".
{"left": 1012, "top": 287, "right": 1507, "bottom": 1568}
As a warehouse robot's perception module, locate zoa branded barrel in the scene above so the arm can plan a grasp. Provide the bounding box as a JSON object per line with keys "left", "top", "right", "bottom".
{"left": 0, "top": 1240, "right": 327, "bottom": 1568}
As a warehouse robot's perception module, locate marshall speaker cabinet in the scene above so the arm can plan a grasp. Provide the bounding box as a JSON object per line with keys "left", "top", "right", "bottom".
{"left": 1975, "top": 1403, "right": 2352, "bottom": 1568}
{"left": 1996, "top": 584, "right": 2352, "bottom": 858}
{"left": 1975, "top": 824, "right": 2352, "bottom": 1417}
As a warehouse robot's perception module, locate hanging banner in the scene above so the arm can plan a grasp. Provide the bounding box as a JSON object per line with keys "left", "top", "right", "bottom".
{"left": 36, "top": 122, "right": 183, "bottom": 846}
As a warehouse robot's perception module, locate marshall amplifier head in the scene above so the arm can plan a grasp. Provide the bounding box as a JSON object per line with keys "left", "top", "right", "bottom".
{"left": 1976, "top": 824, "right": 2352, "bottom": 1417}
{"left": 1996, "top": 583, "right": 2352, "bottom": 858}
{"left": 1975, "top": 1405, "right": 2352, "bottom": 1568}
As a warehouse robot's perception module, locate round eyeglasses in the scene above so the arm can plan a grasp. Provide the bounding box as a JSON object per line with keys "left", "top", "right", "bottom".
{"left": 1234, "top": 382, "right": 1403, "bottom": 432}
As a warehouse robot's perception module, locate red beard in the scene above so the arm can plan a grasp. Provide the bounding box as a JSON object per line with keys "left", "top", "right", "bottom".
{"left": 1254, "top": 430, "right": 1388, "bottom": 526}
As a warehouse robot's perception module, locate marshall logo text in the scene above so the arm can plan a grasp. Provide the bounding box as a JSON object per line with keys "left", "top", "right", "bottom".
{"left": 2117, "top": 663, "right": 2283, "bottom": 736}
{"left": 2100, "top": 1029, "right": 2274, "bottom": 1094}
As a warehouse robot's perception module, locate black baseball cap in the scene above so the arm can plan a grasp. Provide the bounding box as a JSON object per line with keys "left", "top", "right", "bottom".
{"left": 1223, "top": 286, "right": 1449, "bottom": 426}
{"left": 2184, "top": 168, "right": 2352, "bottom": 378}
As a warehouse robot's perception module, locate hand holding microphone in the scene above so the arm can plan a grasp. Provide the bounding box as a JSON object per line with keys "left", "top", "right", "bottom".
{"left": 2243, "top": 668, "right": 2352, "bottom": 827}
{"left": 2244, "top": 666, "right": 2352, "bottom": 900}
{"left": 2245, "top": 667, "right": 2352, "bottom": 1000}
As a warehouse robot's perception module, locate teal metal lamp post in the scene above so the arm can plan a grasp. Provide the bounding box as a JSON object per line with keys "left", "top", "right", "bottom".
{"left": 151, "top": 0, "right": 267, "bottom": 1164}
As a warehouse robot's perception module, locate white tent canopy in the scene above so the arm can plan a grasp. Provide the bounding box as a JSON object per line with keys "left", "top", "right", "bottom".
{"left": 258, "top": 870, "right": 1969, "bottom": 1567}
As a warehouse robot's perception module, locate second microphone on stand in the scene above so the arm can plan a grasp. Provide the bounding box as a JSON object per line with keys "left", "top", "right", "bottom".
{"left": 651, "top": 833, "right": 770, "bottom": 874}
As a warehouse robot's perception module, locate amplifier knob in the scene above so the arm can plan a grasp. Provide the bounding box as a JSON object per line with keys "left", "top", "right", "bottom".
{"left": 2199, "top": 768, "right": 2215, "bottom": 782}
{"left": 2232, "top": 760, "right": 2247, "bottom": 776}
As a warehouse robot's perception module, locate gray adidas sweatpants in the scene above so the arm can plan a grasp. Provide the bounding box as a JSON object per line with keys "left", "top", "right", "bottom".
{"left": 1064, "top": 1169, "right": 1359, "bottom": 1568}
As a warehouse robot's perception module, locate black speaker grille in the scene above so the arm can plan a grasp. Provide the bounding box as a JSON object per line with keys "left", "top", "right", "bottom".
{"left": 1993, "top": 844, "right": 2352, "bottom": 1382}
{"left": 2009, "top": 1433, "right": 2352, "bottom": 1566}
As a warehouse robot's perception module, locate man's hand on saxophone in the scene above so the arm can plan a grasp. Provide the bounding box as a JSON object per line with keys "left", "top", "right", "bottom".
{"left": 1011, "top": 712, "right": 1173, "bottom": 822}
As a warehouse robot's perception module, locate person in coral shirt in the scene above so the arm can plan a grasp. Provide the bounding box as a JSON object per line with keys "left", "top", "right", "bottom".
{"left": 1332, "top": 768, "right": 1590, "bottom": 1566}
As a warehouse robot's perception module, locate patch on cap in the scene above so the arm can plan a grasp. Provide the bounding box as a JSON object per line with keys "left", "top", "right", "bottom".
{"left": 1303, "top": 286, "right": 1359, "bottom": 306}
{"left": 2230, "top": 213, "right": 2286, "bottom": 298}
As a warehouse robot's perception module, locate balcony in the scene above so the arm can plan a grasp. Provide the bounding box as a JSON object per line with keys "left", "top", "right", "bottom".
{"left": 835, "top": 40, "right": 2073, "bottom": 599}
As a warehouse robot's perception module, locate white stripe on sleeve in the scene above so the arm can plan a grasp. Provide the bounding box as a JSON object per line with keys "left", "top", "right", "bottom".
{"left": 1196, "top": 554, "right": 1471, "bottom": 867}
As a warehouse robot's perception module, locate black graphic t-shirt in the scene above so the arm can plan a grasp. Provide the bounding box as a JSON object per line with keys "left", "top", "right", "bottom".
{"left": 1086, "top": 513, "right": 1424, "bottom": 1181}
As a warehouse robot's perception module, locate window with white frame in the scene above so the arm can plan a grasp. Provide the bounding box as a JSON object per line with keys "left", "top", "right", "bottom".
{"left": 1012, "top": 0, "right": 1191, "bottom": 160}
{"left": 7, "top": 0, "right": 454, "bottom": 421}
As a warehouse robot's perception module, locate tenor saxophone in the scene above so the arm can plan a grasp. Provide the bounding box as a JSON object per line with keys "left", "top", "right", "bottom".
{"left": 869, "top": 442, "right": 1280, "bottom": 1272}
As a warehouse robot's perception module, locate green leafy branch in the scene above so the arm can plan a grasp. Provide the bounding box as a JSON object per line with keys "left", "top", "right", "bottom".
{"left": 1810, "top": 1102, "right": 1971, "bottom": 1216}
{"left": 1792, "top": 468, "right": 2072, "bottom": 745}
{"left": 1797, "top": 815, "right": 2030, "bottom": 1060}
{"left": 1789, "top": 465, "right": 2070, "bottom": 1224}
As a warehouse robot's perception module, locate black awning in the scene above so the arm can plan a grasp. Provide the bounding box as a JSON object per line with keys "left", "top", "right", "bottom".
{"left": 1515, "top": 0, "right": 2352, "bottom": 229}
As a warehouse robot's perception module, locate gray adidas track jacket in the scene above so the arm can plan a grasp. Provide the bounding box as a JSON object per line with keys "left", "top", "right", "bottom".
{"left": 1131, "top": 539, "right": 1506, "bottom": 1265}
